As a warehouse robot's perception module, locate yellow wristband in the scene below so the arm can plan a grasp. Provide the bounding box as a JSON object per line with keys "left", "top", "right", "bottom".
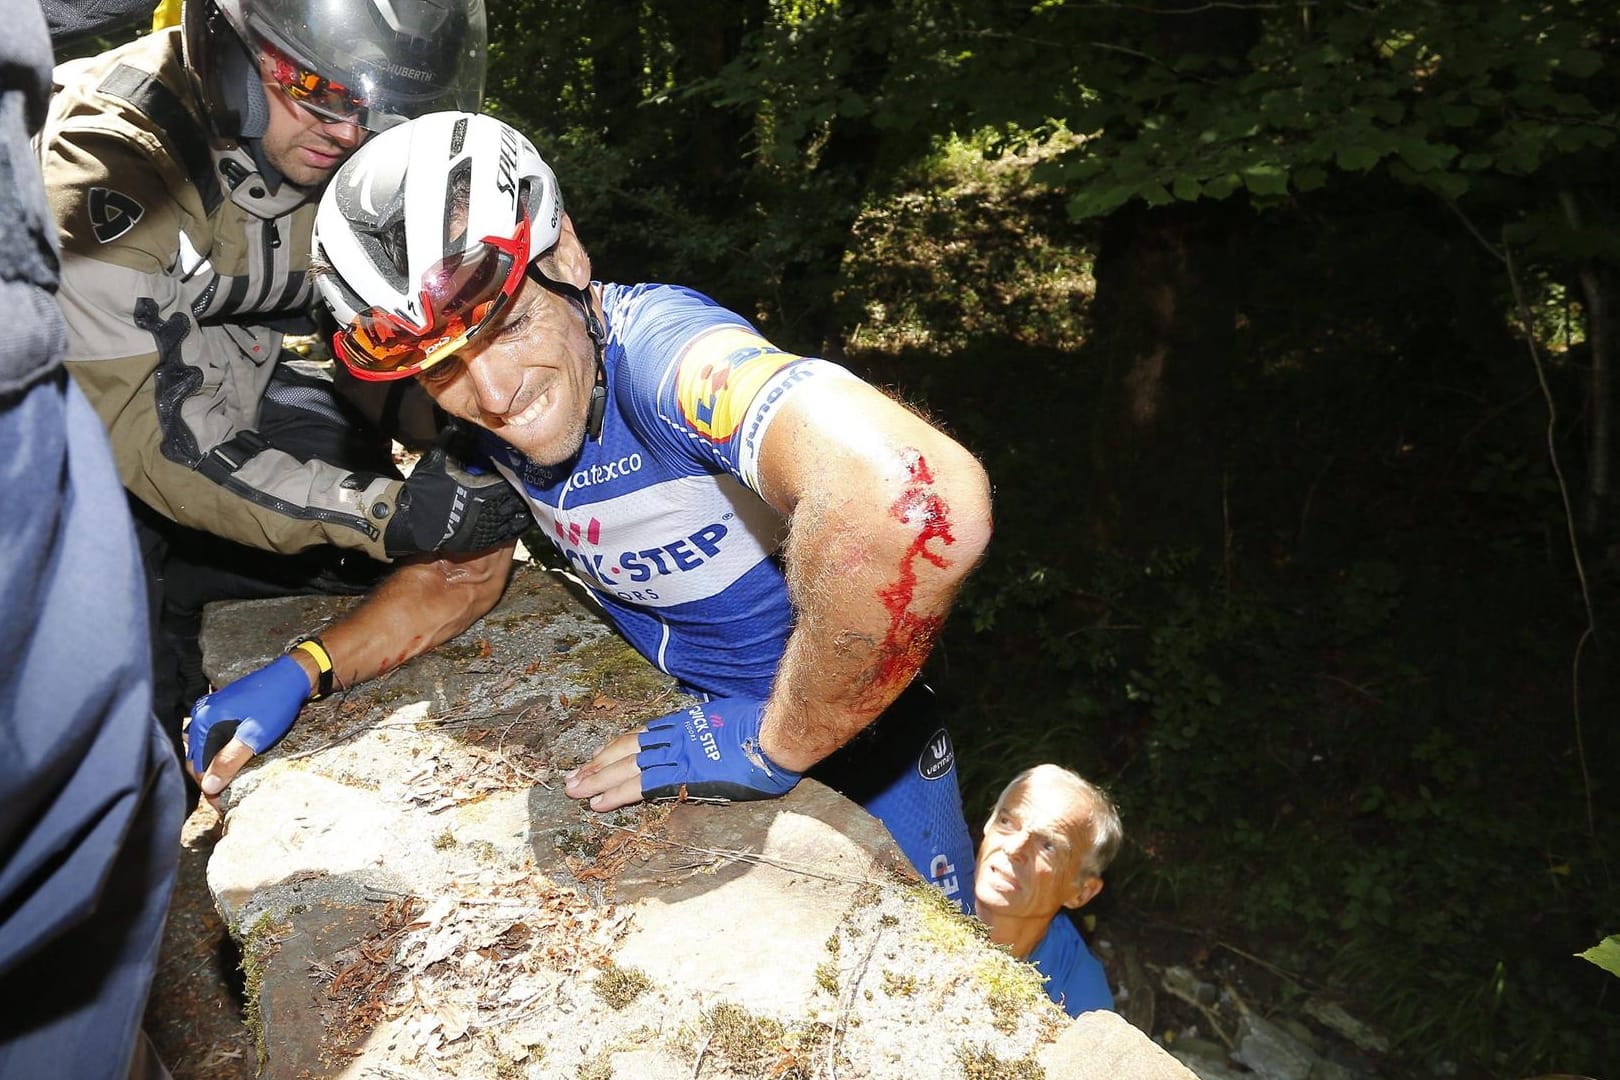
{"left": 292, "top": 637, "right": 334, "bottom": 698}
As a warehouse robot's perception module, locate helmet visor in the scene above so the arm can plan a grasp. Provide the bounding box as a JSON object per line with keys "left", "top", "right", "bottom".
{"left": 333, "top": 216, "right": 531, "bottom": 381}
{"left": 263, "top": 39, "right": 368, "bottom": 125}
{"left": 246, "top": 0, "right": 488, "bottom": 132}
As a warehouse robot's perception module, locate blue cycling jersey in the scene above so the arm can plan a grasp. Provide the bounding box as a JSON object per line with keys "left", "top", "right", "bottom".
{"left": 478, "top": 283, "right": 837, "bottom": 699}
{"left": 474, "top": 282, "right": 975, "bottom": 910}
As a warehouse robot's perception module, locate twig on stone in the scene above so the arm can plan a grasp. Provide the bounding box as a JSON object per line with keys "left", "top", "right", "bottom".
{"left": 596, "top": 822, "right": 882, "bottom": 888}
{"left": 365, "top": 1064, "right": 438, "bottom": 1080}
{"left": 822, "top": 924, "right": 882, "bottom": 1079}
{"left": 1214, "top": 940, "right": 1310, "bottom": 989}
{"left": 496, "top": 752, "right": 551, "bottom": 789}
{"left": 649, "top": 793, "right": 733, "bottom": 806}
{"left": 691, "top": 1031, "right": 712, "bottom": 1079}
{"left": 478, "top": 983, "right": 554, "bottom": 1029}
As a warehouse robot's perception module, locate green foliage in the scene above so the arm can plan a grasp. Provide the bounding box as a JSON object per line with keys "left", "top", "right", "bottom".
{"left": 841, "top": 134, "right": 1096, "bottom": 354}
{"left": 1579, "top": 936, "right": 1620, "bottom": 980}
{"left": 996, "top": 1, "right": 1619, "bottom": 215}
{"left": 947, "top": 523, "right": 1617, "bottom": 1072}
{"left": 904, "top": 172, "right": 1620, "bottom": 1073}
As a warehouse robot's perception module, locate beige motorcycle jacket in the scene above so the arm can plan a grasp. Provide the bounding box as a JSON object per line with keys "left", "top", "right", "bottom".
{"left": 40, "top": 28, "right": 400, "bottom": 560}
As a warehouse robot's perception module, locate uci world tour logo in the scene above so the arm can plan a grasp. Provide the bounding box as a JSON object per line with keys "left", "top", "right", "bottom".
{"left": 917, "top": 728, "right": 955, "bottom": 781}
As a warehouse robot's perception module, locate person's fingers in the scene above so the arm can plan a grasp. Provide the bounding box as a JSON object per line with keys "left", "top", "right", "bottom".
{"left": 581, "top": 769, "right": 647, "bottom": 813}
{"left": 565, "top": 751, "right": 644, "bottom": 809}
{"left": 200, "top": 736, "right": 256, "bottom": 798}
{"left": 599, "top": 729, "right": 644, "bottom": 760}
{"left": 564, "top": 731, "right": 643, "bottom": 793}
{"left": 182, "top": 721, "right": 204, "bottom": 789}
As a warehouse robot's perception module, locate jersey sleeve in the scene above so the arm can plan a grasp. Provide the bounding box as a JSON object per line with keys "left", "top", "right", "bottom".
{"left": 610, "top": 284, "right": 857, "bottom": 494}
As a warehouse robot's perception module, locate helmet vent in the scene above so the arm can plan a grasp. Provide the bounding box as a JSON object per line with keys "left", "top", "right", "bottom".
{"left": 450, "top": 117, "right": 468, "bottom": 156}
{"left": 377, "top": 220, "right": 410, "bottom": 277}
{"left": 445, "top": 159, "right": 473, "bottom": 251}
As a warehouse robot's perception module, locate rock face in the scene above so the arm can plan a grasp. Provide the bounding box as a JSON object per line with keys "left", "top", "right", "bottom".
{"left": 201, "top": 562, "right": 1195, "bottom": 1079}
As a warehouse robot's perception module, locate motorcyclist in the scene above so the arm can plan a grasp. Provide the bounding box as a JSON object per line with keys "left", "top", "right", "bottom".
{"left": 39, "top": 0, "right": 529, "bottom": 760}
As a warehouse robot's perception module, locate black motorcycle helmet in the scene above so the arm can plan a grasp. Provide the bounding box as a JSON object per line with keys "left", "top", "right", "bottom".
{"left": 181, "top": 0, "right": 487, "bottom": 139}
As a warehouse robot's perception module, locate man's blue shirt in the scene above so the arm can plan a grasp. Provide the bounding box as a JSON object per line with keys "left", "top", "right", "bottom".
{"left": 1028, "top": 915, "right": 1114, "bottom": 1017}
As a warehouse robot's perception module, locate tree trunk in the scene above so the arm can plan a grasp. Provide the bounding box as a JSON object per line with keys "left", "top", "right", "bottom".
{"left": 772, "top": 2, "right": 895, "bottom": 358}
{"left": 1558, "top": 189, "right": 1615, "bottom": 542}
{"left": 654, "top": 0, "right": 765, "bottom": 208}
{"left": 1575, "top": 263, "right": 1614, "bottom": 541}
{"left": 1085, "top": 199, "right": 1243, "bottom": 554}
{"left": 1079, "top": 0, "right": 1261, "bottom": 555}
{"left": 589, "top": 6, "right": 643, "bottom": 126}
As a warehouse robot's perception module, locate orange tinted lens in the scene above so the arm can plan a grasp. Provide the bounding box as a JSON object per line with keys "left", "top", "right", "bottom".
{"left": 334, "top": 222, "right": 531, "bottom": 380}
{"left": 268, "top": 49, "right": 364, "bottom": 119}
{"left": 339, "top": 290, "right": 510, "bottom": 378}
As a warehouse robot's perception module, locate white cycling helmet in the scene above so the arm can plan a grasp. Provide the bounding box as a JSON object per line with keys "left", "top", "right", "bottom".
{"left": 314, "top": 111, "right": 564, "bottom": 380}
{"left": 185, "top": 0, "right": 487, "bottom": 135}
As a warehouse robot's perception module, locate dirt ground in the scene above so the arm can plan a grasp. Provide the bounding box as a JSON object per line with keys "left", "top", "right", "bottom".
{"left": 145, "top": 800, "right": 258, "bottom": 1080}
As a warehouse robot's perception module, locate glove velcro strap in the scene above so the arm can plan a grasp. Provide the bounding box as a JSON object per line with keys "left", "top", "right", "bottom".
{"left": 291, "top": 637, "right": 335, "bottom": 699}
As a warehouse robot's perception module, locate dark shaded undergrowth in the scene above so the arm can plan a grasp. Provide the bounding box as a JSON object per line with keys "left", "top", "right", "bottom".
{"left": 839, "top": 167, "right": 1620, "bottom": 1078}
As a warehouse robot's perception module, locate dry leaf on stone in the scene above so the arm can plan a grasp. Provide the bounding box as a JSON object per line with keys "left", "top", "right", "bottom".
{"left": 435, "top": 1003, "right": 471, "bottom": 1045}
{"left": 414, "top": 921, "right": 465, "bottom": 973}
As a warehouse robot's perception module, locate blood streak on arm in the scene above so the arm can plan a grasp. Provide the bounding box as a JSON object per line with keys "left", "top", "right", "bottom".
{"left": 871, "top": 454, "right": 955, "bottom": 689}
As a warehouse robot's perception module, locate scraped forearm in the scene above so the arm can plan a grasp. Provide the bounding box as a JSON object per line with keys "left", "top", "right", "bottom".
{"left": 755, "top": 390, "right": 992, "bottom": 771}
{"left": 286, "top": 543, "right": 517, "bottom": 694}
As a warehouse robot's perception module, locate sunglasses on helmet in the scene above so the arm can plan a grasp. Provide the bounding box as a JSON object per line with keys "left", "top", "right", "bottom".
{"left": 332, "top": 214, "right": 534, "bottom": 382}
{"left": 261, "top": 39, "right": 368, "bottom": 125}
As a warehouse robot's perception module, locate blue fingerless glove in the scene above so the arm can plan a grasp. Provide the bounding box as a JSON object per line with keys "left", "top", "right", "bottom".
{"left": 187, "top": 653, "right": 313, "bottom": 774}
{"left": 636, "top": 697, "right": 803, "bottom": 802}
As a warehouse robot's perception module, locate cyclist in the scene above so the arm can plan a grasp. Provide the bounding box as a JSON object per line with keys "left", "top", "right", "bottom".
{"left": 188, "top": 112, "right": 994, "bottom": 908}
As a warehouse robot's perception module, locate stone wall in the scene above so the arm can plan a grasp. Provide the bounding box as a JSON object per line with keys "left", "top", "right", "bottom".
{"left": 201, "top": 561, "right": 1195, "bottom": 1079}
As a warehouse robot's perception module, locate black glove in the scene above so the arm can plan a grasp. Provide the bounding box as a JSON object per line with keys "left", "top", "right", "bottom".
{"left": 384, "top": 443, "right": 531, "bottom": 558}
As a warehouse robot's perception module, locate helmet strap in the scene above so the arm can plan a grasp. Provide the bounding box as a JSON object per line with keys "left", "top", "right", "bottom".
{"left": 526, "top": 266, "right": 608, "bottom": 440}
{"left": 586, "top": 381, "right": 607, "bottom": 440}
{"left": 581, "top": 297, "right": 608, "bottom": 440}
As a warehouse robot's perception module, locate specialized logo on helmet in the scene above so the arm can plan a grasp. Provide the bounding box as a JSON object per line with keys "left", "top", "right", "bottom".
{"left": 88, "top": 188, "right": 144, "bottom": 244}
{"left": 675, "top": 328, "right": 800, "bottom": 443}
{"left": 917, "top": 728, "right": 955, "bottom": 781}
{"left": 494, "top": 124, "right": 519, "bottom": 200}
{"left": 341, "top": 149, "right": 391, "bottom": 220}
